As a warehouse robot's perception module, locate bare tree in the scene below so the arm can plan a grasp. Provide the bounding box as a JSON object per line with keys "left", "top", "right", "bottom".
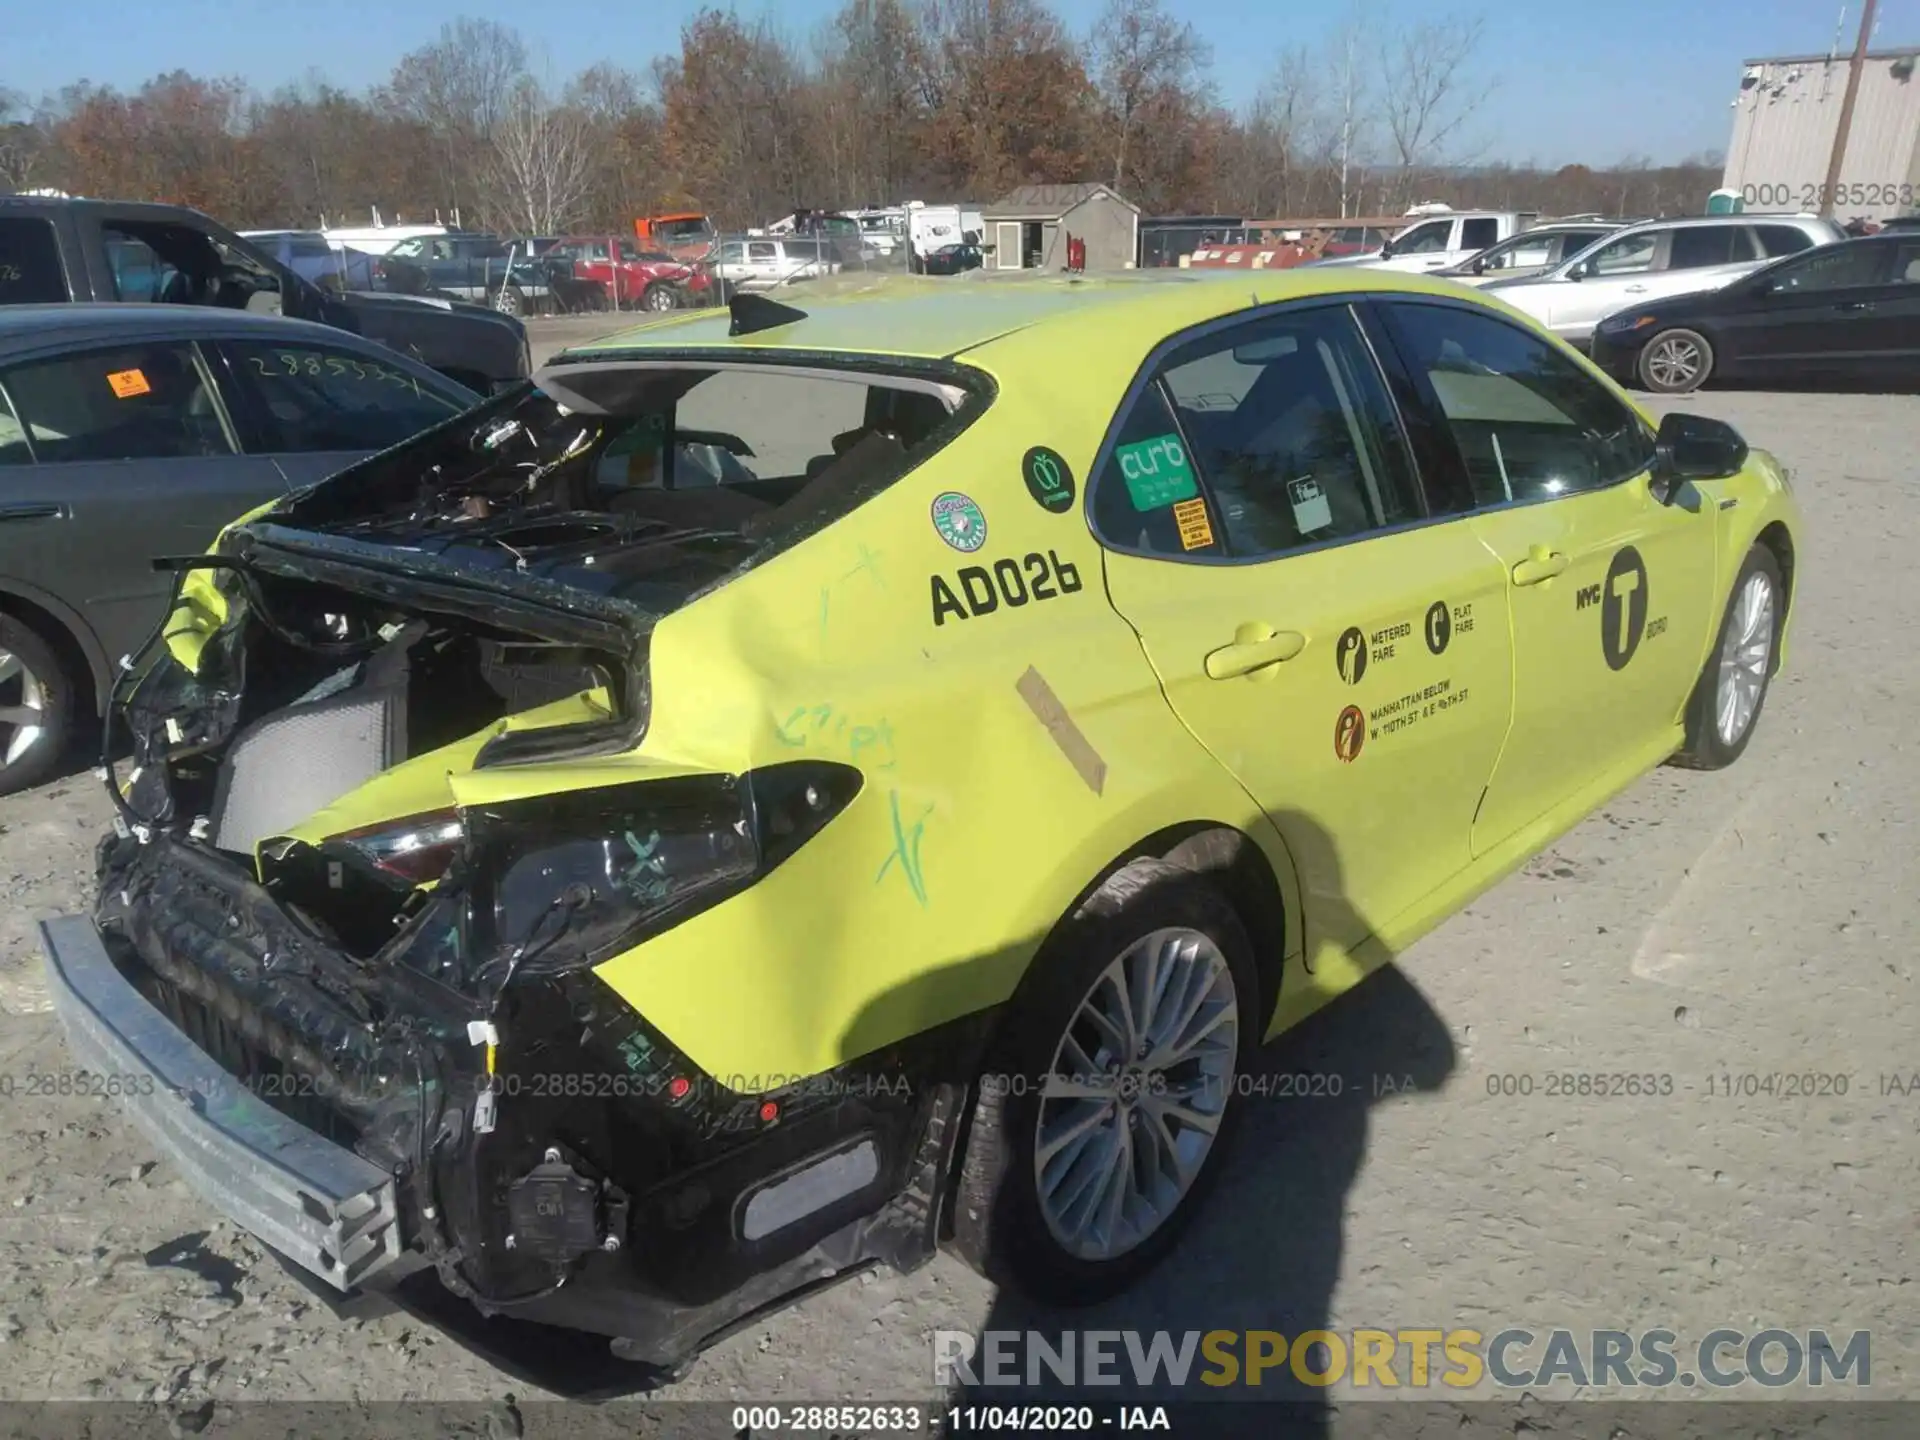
{"left": 483, "top": 77, "right": 594, "bottom": 236}
{"left": 1379, "top": 15, "right": 1490, "bottom": 210}
{"left": 0, "top": 88, "right": 48, "bottom": 192}
{"left": 383, "top": 18, "right": 531, "bottom": 218}
{"left": 1315, "top": 3, "right": 1377, "bottom": 217}
{"left": 1088, "top": 0, "right": 1209, "bottom": 196}
{"left": 1234, "top": 45, "right": 1316, "bottom": 217}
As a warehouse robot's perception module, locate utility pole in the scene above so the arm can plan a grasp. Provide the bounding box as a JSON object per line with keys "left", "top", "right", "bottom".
{"left": 1819, "top": 0, "right": 1877, "bottom": 218}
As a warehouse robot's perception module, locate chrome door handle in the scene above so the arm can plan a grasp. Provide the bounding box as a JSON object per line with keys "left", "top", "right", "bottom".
{"left": 1833, "top": 300, "right": 1874, "bottom": 312}
{"left": 1511, "top": 549, "right": 1569, "bottom": 586}
{"left": 0, "top": 502, "right": 68, "bottom": 522}
{"left": 1205, "top": 623, "right": 1308, "bottom": 679}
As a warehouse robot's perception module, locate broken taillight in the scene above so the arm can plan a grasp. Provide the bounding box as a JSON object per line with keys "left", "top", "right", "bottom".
{"left": 335, "top": 808, "right": 465, "bottom": 883}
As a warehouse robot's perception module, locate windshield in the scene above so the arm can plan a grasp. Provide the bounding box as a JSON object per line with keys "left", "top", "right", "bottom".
{"left": 270, "top": 358, "right": 989, "bottom": 603}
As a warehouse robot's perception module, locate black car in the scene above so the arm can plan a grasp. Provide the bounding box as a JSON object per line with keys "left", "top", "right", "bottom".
{"left": 375, "top": 232, "right": 564, "bottom": 316}
{"left": 1589, "top": 233, "right": 1920, "bottom": 394}
{"left": 922, "top": 242, "right": 983, "bottom": 276}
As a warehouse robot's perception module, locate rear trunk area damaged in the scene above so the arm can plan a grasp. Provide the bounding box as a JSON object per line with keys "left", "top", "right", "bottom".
{"left": 43, "top": 349, "right": 998, "bottom": 1394}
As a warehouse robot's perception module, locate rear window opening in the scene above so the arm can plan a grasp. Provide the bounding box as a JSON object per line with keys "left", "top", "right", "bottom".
{"left": 271, "top": 357, "right": 990, "bottom": 612}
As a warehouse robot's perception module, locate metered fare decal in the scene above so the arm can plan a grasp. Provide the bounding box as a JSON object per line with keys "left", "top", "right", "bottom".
{"left": 932, "top": 550, "right": 1083, "bottom": 625}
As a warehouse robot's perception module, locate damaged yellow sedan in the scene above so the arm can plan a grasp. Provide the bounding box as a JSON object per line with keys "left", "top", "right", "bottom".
{"left": 42, "top": 273, "right": 1801, "bottom": 1391}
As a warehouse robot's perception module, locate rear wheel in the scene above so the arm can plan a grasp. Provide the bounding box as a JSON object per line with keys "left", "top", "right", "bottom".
{"left": 1671, "top": 544, "right": 1782, "bottom": 769}
{"left": 948, "top": 859, "right": 1256, "bottom": 1304}
{"left": 0, "top": 614, "right": 74, "bottom": 797}
{"left": 1637, "top": 327, "right": 1714, "bottom": 394}
{"left": 493, "top": 285, "right": 526, "bottom": 317}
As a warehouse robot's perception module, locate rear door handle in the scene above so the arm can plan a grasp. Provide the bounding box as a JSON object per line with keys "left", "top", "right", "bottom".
{"left": 1622, "top": 284, "right": 1648, "bottom": 293}
{"left": 0, "top": 502, "right": 68, "bottom": 523}
{"left": 1511, "top": 548, "right": 1569, "bottom": 586}
{"left": 1205, "top": 624, "right": 1308, "bottom": 679}
{"left": 1833, "top": 300, "right": 1874, "bottom": 312}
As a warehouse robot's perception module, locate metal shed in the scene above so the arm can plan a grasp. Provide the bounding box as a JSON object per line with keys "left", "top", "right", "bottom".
{"left": 981, "top": 184, "right": 1141, "bottom": 271}
{"left": 1721, "top": 48, "right": 1920, "bottom": 221}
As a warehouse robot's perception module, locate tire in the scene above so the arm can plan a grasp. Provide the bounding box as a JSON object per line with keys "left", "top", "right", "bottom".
{"left": 0, "top": 614, "right": 75, "bottom": 797}
{"left": 1670, "top": 544, "right": 1783, "bottom": 770}
{"left": 641, "top": 284, "right": 676, "bottom": 313}
{"left": 493, "top": 285, "right": 526, "bottom": 317}
{"left": 1636, "top": 327, "right": 1714, "bottom": 394}
{"left": 947, "top": 858, "right": 1258, "bottom": 1305}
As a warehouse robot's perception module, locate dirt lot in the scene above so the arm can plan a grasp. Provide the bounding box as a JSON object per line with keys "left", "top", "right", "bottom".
{"left": 0, "top": 340, "right": 1914, "bottom": 1418}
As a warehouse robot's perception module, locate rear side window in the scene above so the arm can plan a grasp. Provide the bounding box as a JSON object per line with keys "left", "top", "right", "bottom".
{"left": 0, "top": 218, "right": 69, "bottom": 305}
{"left": 1, "top": 343, "right": 235, "bottom": 461}
{"left": 1093, "top": 306, "right": 1421, "bottom": 560}
{"left": 222, "top": 340, "right": 471, "bottom": 453}
{"left": 0, "top": 386, "right": 31, "bottom": 465}
{"left": 1386, "top": 302, "right": 1653, "bottom": 507}
{"left": 1754, "top": 225, "right": 1816, "bottom": 258}
{"left": 1668, "top": 225, "right": 1751, "bottom": 269}
{"left": 1895, "top": 243, "right": 1920, "bottom": 283}
{"left": 1461, "top": 218, "right": 1500, "bottom": 250}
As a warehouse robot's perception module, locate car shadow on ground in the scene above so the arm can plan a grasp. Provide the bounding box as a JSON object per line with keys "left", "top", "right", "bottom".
{"left": 948, "top": 810, "right": 1457, "bottom": 1437}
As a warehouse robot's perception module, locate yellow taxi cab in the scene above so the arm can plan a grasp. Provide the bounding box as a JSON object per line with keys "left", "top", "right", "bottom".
{"left": 42, "top": 271, "right": 1800, "bottom": 1388}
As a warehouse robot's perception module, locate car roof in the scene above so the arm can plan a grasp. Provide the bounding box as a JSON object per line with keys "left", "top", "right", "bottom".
{"left": 0, "top": 303, "right": 396, "bottom": 352}
{"left": 554, "top": 268, "right": 1516, "bottom": 364}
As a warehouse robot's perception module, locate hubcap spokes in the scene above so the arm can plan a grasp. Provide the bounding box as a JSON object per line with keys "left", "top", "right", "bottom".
{"left": 1649, "top": 338, "right": 1701, "bottom": 388}
{"left": 1034, "top": 927, "right": 1238, "bottom": 1261}
{"left": 1715, "top": 572, "right": 1775, "bottom": 745}
{"left": 0, "top": 648, "right": 47, "bottom": 768}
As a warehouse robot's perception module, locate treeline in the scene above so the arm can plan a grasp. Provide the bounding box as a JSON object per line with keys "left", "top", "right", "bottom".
{"left": 0, "top": 1, "right": 1723, "bottom": 236}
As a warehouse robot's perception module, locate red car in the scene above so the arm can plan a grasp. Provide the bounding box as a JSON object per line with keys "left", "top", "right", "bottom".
{"left": 547, "top": 236, "right": 711, "bottom": 311}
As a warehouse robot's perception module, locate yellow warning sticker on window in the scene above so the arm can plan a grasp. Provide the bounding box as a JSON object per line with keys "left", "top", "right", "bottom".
{"left": 1173, "top": 496, "right": 1214, "bottom": 551}
{"left": 107, "top": 368, "right": 151, "bottom": 398}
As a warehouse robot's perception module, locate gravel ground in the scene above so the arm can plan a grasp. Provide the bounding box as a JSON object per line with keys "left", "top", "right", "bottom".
{"left": 0, "top": 348, "right": 1914, "bottom": 1425}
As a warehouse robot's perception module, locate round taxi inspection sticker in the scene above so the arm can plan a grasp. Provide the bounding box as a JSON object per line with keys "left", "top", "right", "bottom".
{"left": 931, "top": 491, "right": 987, "bottom": 552}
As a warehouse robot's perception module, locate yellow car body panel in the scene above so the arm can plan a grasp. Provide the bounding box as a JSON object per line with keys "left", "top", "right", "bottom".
{"left": 200, "top": 267, "right": 1801, "bottom": 1083}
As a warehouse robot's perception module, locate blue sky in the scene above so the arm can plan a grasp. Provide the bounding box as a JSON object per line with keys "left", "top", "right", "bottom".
{"left": 4, "top": 0, "right": 1910, "bottom": 167}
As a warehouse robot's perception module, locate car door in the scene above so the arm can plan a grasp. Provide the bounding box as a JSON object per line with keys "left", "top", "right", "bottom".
{"left": 1724, "top": 240, "right": 1901, "bottom": 380}
{"left": 746, "top": 241, "right": 780, "bottom": 286}
{"left": 1539, "top": 229, "right": 1662, "bottom": 339}
{"left": 1095, "top": 301, "right": 1515, "bottom": 966}
{"left": 1377, "top": 218, "right": 1455, "bottom": 272}
{"left": 0, "top": 337, "right": 287, "bottom": 666}
{"left": 210, "top": 335, "right": 478, "bottom": 489}
{"left": 1373, "top": 298, "right": 1720, "bottom": 855}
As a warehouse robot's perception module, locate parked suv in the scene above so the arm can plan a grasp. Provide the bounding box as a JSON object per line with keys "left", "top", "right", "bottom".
{"left": 709, "top": 236, "right": 842, "bottom": 292}
{"left": 1430, "top": 222, "right": 1622, "bottom": 285}
{"left": 1482, "top": 214, "right": 1846, "bottom": 346}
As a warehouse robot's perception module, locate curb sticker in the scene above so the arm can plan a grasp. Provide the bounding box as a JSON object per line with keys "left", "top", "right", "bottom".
{"left": 1116, "top": 435, "right": 1197, "bottom": 510}
{"left": 1335, "top": 626, "right": 1367, "bottom": 685}
{"left": 1335, "top": 704, "right": 1367, "bottom": 763}
{"left": 1425, "top": 601, "right": 1452, "bottom": 655}
{"left": 107, "top": 368, "right": 151, "bottom": 399}
{"left": 1172, "top": 496, "right": 1214, "bottom": 551}
{"left": 1022, "top": 447, "right": 1076, "bottom": 513}
{"left": 931, "top": 491, "right": 987, "bottom": 553}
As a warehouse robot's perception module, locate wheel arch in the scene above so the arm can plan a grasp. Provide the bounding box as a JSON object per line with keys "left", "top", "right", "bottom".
{"left": 0, "top": 579, "right": 109, "bottom": 717}
{"left": 1754, "top": 518, "right": 1795, "bottom": 649}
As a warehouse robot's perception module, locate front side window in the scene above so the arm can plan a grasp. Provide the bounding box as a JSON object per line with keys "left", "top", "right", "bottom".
{"left": 1667, "top": 225, "right": 1752, "bottom": 270}
{"left": 1894, "top": 242, "right": 1920, "bottom": 283}
{"left": 1393, "top": 221, "right": 1453, "bottom": 254}
{"left": 718, "top": 242, "right": 745, "bottom": 264}
{"left": 1386, "top": 302, "right": 1653, "bottom": 507}
{"left": 387, "top": 238, "right": 425, "bottom": 260}
{"left": 748, "top": 242, "right": 777, "bottom": 262}
{"left": 1, "top": 342, "right": 234, "bottom": 462}
{"left": 223, "top": 341, "right": 471, "bottom": 453}
{"left": 0, "top": 218, "right": 70, "bottom": 305}
{"left": 1092, "top": 305, "right": 1421, "bottom": 560}
{"left": 1767, "top": 241, "right": 1892, "bottom": 292}
{"left": 1583, "top": 232, "right": 1657, "bottom": 276}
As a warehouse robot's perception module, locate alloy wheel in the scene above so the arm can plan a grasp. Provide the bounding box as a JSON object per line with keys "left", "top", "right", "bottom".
{"left": 0, "top": 646, "right": 48, "bottom": 772}
{"left": 1033, "top": 926, "right": 1239, "bottom": 1262}
{"left": 1715, "top": 571, "right": 1775, "bottom": 746}
{"left": 1646, "top": 334, "right": 1705, "bottom": 390}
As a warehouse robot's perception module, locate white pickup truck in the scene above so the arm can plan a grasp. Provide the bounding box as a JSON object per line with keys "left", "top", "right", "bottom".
{"left": 1314, "top": 206, "right": 1541, "bottom": 273}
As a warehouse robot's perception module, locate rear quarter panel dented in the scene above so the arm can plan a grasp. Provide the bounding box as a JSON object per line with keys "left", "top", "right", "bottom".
{"left": 587, "top": 351, "right": 1298, "bottom": 1082}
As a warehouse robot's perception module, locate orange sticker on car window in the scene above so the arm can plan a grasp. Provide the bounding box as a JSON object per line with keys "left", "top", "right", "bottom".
{"left": 107, "top": 368, "right": 151, "bottom": 398}
{"left": 1173, "top": 496, "right": 1214, "bottom": 551}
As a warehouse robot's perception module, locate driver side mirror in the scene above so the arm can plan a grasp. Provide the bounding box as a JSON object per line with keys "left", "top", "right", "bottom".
{"left": 1378, "top": 240, "right": 1395, "bottom": 258}
{"left": 1651, "top": 411, "right": 1748, "bottom": 502}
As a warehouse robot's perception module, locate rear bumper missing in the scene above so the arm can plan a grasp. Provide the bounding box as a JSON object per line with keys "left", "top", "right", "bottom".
{"left": 39, "top": 913, "right": 405, "bottom": 1292}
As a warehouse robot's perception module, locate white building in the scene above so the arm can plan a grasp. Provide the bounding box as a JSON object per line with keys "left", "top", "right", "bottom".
{"left": 1720, "top": 47, "right": 1920, "bottom": 221}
